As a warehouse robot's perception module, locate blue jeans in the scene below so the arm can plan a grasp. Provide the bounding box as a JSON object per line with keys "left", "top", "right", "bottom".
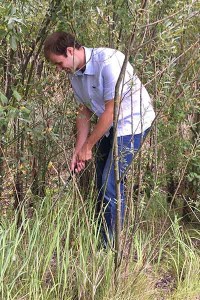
{"left": 96, "top": 128, "right": 149, "bottom": 245}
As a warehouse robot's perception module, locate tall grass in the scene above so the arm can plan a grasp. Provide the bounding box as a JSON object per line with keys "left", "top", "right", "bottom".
{"left": 0, "top": 185, "right": 199, "bottom": 300}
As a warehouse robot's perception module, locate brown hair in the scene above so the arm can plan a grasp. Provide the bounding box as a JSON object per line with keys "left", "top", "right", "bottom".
{"left": 44, "top": 32, "right": 82, "bottom": 59}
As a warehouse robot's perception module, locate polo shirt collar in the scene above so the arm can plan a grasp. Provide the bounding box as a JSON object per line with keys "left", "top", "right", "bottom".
{"left": 83, "top": 47, "right": 94, "bottom": 75}
{"left": 73, "top": 47, "right": 94, "bottom": 76}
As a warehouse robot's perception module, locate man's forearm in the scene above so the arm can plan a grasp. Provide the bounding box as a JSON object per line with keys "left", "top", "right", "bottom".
{"left": 86, "top": 110, "right": 113, "bottom": 149}
{"left": 74, "top": 106, "right": 91, "bottom": 153}
{"left": 76, "top": 100, "right": 114, "bottom": 163}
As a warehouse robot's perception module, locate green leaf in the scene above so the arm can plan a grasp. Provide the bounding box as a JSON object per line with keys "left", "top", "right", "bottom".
{"left": 9, "top": 35, "right": 17, "bottom": 50}
{"left": 20, "top": 106, "right": 31, "bottom": 119}
{"left": 0, "top": 92, "right": 8, "bottom": 105}
{"left": 0, "top": 28, "right": 7, "bottom": 38}
{"left": 13, "top": 90, "right": 22, "bottom": 101}
{"left": 0, "top": 106, "right": 5, "bottom": 114}
{"left": 20, "top": 106, "right": 30, "bottom": 114}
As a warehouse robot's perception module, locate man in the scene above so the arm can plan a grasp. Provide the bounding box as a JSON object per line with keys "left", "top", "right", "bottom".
{"left": 44, "top": 32, "right": 155, "bottom": 244}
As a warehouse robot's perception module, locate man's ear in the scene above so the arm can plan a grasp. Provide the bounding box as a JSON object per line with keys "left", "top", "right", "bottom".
{"left": 66, "top": 47, "right": 74, "bottom": 56}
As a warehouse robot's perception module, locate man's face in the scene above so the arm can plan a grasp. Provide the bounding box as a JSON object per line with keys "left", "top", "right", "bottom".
{"left": 49, "top": 48, "right": 79, "bottom": 74}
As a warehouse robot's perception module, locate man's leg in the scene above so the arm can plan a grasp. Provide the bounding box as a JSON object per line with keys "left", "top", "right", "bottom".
{"left": 100, "top": 129, "right": 149, "bottom": 244}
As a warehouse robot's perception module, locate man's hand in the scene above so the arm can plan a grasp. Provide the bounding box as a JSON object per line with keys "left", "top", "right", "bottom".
{"left": 70, "top": 153, "right": 77, "bottom": 172}
{"left": 70, "top": 142, "right": 92, "bottom": 174}
{"left": 70, "top": 100, "right": 114, "bottom": 174}
{"left": 77, "top": 142, "right": 92, "bottom": 162}
{"left": 70, "top": 151, "right": 86, "bottom": 173}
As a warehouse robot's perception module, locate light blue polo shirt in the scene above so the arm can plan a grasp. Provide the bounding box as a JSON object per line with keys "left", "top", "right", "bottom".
{"left": 69, "top": 47, "right": 155, "bottom": 136}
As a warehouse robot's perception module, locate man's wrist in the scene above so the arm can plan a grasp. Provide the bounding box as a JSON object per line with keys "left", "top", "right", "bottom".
{"left": 84, "top": 138, "right": 94, "bottom": 150}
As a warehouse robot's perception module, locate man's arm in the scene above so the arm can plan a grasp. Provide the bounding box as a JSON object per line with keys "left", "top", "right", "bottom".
{"left": 70, "top": 104, "right": 92, "bottom": 172}
{"left": 77, "top": 100, "right": 114, "bottom": 163}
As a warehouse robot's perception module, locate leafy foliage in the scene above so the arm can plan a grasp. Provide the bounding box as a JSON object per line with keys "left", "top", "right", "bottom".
{"left": 0, "top": 0, "right": 199, "bottom": 297}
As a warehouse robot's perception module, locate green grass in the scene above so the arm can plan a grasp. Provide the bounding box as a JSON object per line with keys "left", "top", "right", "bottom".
{"left": 0, "top": 186, "right": 199, "bottom": 300}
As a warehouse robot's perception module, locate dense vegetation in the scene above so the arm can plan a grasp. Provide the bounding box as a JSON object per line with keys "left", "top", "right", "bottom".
{"left": 0, "top": 0, "right": 199, "bottom": 299}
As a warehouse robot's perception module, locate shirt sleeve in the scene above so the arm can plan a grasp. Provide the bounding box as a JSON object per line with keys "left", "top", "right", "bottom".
{"left": 73, "top": 90, "right": 82, "bottom": 104}
{"left": 70, "top": 79, "right": 83, "bottom": 105}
